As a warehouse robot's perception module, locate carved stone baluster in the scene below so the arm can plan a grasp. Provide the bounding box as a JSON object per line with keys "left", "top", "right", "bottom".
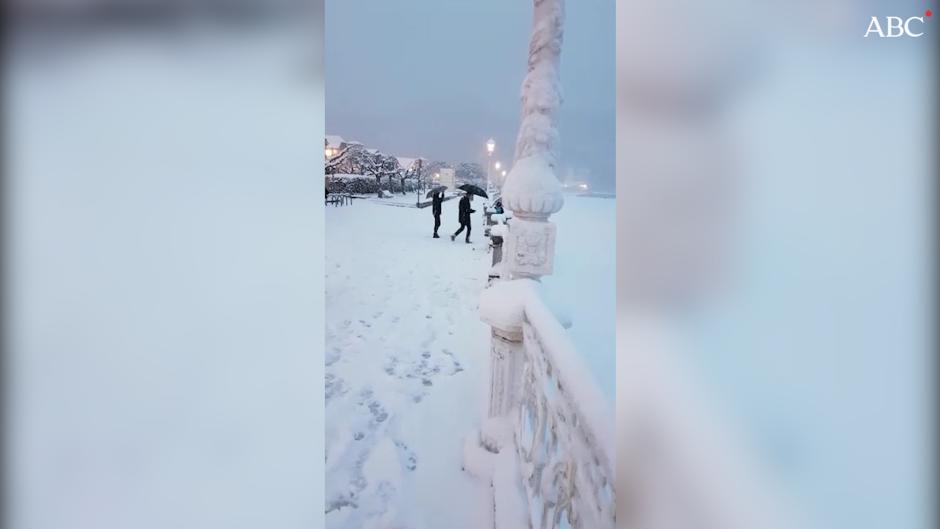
{"left": 466, "top": 0, "right": 568, "bottom": 525}
{"left": 479, "top": 0, "right": 566, "bottom": 448}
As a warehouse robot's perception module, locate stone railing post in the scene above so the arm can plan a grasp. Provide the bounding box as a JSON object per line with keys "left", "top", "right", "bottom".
{"left": 482, "top": 0, "right": 566, "bottom": 431}
{"left": 479, "top": 156, "right": 564, "bottom": 451}
{"left": 464, "top": 0, "right": 566, "bottom": 524}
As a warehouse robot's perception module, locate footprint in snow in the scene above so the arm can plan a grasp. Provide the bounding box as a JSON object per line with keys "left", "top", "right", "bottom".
{"left": 368, "top": 401, "right": 389, "bottom": 423}
{"left": 325, "top": 347, "right": 342, "bottom": 367}
{"left": 357, "top": 388, "right": 374, "bottom": 403}
{"left": 325, "top": 374, "right": 348, "bottom": 403}
{"left": 383, "top": 357, "right": 399, "bottom": 376}
{"left": 394, "top": 440, "right": 418, "bottom": 471}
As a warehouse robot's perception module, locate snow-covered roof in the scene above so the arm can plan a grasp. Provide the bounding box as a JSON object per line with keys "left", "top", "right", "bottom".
{"left": 325, "top": 135, "right": 345, "bottom": 148}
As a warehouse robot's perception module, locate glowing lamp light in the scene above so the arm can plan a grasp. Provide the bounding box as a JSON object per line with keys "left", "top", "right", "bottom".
{"left": 486, "top": 138, "right": 496, "bottom": 155}
{"left": 494, "top": 161, "right": 501, "bottom": 170}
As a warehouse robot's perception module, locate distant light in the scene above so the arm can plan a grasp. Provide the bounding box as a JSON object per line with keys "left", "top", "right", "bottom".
{"left": 324, "top": 148, "right": 335, "bottom": 158}
{"left": 501, "top": 170, "right": 507, "bottom": 177}
{"left": 486, "top": 138, "right": 496, "bottom": 154}
{"left": 494, "top": 161, "right": 501, "bottom": 170}
{"left": 579, "top": 183, "right": 588, "bottom": 190}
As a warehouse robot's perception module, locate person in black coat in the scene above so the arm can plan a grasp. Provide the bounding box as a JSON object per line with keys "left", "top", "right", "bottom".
{"left": 431, "top": 192, "right": 443, "bottom": 238}
{"left": 450, "top": 193, "right": 476, "bottom": 243}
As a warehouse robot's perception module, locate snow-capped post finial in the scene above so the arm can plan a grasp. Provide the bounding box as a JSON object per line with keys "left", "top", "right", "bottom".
{"left": 468, "top": 0, "right": 575, "bottom": 515}
{"left": 502, "top": 0, "right": 565, "bottom": 279}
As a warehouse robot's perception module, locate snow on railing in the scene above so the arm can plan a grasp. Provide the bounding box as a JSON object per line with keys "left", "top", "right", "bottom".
{"left": 465, "top": 0, "right": 615, "bottom": 526}
{"left": 473, "top": 279, "right": 615, "bottom": 529}
{"left": 517, "top": 297, "right": 615, "bottom": 529}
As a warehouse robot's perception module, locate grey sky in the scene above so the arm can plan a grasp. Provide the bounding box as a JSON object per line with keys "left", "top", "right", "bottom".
{"left": 326, "top": 0, "right": 614, "bottom": 191}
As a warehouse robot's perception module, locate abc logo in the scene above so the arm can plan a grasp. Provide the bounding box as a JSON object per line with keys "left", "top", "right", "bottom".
{"left": 864, "top": 14, "right": 930, "bottom": 37}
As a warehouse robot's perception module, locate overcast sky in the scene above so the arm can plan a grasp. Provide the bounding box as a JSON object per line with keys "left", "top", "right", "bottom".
{"left": 326, "top": 0, "right": 614, "bottom": 190}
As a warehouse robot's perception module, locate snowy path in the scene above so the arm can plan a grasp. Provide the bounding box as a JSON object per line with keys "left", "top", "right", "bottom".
{"left": 325, "top": 197, "right": 492, "bottom": 529}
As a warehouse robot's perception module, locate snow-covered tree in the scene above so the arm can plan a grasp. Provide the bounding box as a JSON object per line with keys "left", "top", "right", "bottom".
{"left": 398, "top": 158, "right": 424, "bottom": 195}
{"left": 455, "top": 162, "right": 486, "bottom": 186}
{"left": 325, "top": 146, "right": 350, "bottom": 176}
{"left": 422, "top": 160, "right": 449, "bottom": 180}
{"left": 358, "top": 152, "right": 400, "bottom": 196}
{"left": 412, "top": 159, "right": 424, "bottom": 190}
{"left": 329, "top": 143, "right": 370, "bottom": 175}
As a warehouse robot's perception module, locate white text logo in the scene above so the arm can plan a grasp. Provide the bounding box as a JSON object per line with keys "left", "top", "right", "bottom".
{"left": 865, "top": 9, "right": 932, "bottom": 37}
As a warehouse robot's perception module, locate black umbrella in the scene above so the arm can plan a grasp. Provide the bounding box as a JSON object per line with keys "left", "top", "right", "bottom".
{"left": 457, "top": 183, "right": 488, "bottom": 199}
{"left": 425, "top": 185, "right": 447, "bottom": 198}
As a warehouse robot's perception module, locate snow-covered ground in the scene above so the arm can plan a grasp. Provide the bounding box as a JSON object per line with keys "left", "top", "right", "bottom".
{"left": 324, "top": 197, "right": 492, "bottom": 528}
{"left": 324, "top": 193, "right": 616, "bottom": 527}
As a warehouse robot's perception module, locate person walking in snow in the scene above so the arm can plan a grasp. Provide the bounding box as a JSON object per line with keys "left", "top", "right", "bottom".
{"left": 431, "top": 192, "right": 443, "bottom": 238}
{"left": 450, "top": 192, "right": 475, "bottom": 243}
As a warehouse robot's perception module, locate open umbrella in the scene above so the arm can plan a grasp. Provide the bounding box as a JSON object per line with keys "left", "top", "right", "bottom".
{"left": 457, "top": 183, "right": 488, "bottom": 199}
{"left": 425, "top": 185, "right": 447, "bottom": 198}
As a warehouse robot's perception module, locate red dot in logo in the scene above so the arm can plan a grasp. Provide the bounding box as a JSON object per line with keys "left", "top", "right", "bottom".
{"left": 927, "top": 8, "right": 933, "bottom": 16}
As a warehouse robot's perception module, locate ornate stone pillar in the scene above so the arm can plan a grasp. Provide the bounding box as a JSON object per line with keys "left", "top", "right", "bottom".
{"left": 483, "top": 0, "right": 566, "bottom": 424}
{"left": 469, "top": 0, "right": 566, "bottom": 478}
{"left": 479, "top": 0, "right": 566, "bottom": 445}
{"left": 500, "top": 155, "right": 564, "bottom": 280}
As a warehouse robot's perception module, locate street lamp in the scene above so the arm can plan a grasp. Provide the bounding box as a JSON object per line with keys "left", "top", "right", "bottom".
{"left": 494, "top": 161, "right": 501, "bottom": 170}
{"left": 485, "top": 138, "right": 496, "bottom": 193}
{"left": 324, "top": 147, "right": 338, "bottom": 190}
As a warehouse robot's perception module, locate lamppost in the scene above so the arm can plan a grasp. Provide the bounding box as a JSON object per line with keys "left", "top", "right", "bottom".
{"left": 486, "top": 138, "right": 496, "bottom": 193}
